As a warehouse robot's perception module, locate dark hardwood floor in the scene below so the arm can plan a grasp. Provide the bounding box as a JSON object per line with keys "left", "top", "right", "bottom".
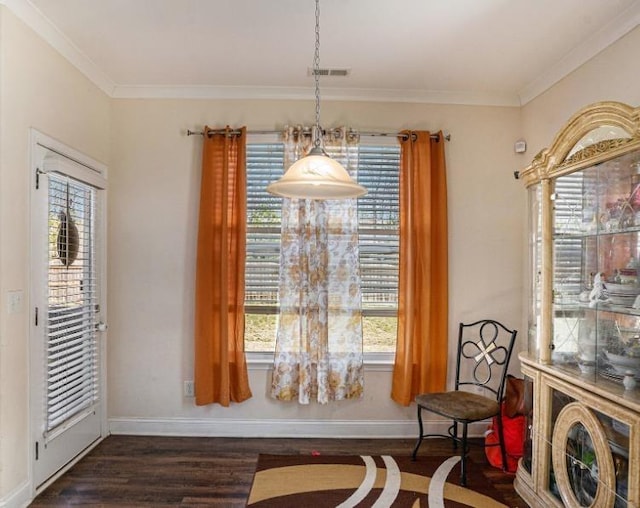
{"left": 30, "top": 435, "right": 527, "bottom": 507}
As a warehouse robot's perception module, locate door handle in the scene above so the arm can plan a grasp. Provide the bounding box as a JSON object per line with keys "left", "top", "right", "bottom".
{"left": 96, "top": 322, "right": 108, "bottom": 332}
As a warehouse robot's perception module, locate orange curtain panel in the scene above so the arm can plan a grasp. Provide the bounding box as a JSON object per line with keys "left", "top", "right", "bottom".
{"left": 391, "top": 131, "right": 448, "bottom": 406}
{"left": 194, "top": 126, "right": 252, "bottom": 406}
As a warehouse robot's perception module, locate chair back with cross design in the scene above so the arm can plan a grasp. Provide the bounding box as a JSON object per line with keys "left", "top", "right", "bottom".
{"left": 455, "top": 319, "right": 518, "bottom": 403}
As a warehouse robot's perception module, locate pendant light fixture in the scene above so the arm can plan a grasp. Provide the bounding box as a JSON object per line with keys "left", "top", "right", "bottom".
{"left": 266, "top": 0, "right": 366, "bottom": 200}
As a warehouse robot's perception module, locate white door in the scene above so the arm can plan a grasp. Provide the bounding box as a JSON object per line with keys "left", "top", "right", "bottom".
{"left": 30, "top": 133, "right": 107, "bottom": 489}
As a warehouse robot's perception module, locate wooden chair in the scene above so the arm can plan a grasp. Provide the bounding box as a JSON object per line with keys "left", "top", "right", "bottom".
{"left": 411, "top": 319, "right": 518, "bottom": 485}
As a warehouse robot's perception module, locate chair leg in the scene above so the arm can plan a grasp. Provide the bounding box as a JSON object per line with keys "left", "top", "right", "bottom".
{"left": 495, "top": 410, "right": 508, "bottom": 472}
{"left": 452, "top": 421, "right": 458, "bottom": 450}
{"left": 460, "top": 423, "right": 468, "bottom": 487}
{"left": 411, "top": 405, "right": 424, "bottom": 460}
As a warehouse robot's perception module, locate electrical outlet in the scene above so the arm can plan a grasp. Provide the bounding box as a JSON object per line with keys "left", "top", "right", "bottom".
{"left": 183, "top": 380, "right": 195, "bottom": 397}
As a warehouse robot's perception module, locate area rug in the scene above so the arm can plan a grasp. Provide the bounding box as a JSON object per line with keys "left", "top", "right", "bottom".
{"left": 247, "top": 454, "right": 511, "bottom": 507}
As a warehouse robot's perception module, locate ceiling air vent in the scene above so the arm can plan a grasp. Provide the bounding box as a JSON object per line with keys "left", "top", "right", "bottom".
{"left": 308, "top": 68, "right": 351, "bottom": 77}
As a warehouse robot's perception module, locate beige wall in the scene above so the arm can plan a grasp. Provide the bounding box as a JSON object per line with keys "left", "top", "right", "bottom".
{"left": 0, "top": 6, "right": 110, "bottom": 503}
{"left": 107, "top": 99, "right": 524, "bottom": 431}
{"left": 13, "top": 7, "right": 640, "bottom": 507}
{"left": 522, "top": 25, "right": 640, "bottom": 156}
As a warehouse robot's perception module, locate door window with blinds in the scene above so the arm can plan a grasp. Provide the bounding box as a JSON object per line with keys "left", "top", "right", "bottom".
{"left": 30, "top": 134, "right": 105, "bottom": 489}
{"left": 45, "top": 174, "right": 99, "bottom": 430}
{"left": 245, "top": 138, "right": 400, "bottom": 353}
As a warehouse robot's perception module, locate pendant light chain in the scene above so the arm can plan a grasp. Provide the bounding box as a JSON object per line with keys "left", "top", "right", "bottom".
{"left": 264, "top": 0, "right": 367, "bottom": 199}
{"left": 313, "top": 0, "right": 322, "bottom": 149}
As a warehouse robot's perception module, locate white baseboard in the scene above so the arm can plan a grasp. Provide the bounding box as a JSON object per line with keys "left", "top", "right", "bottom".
{"left": 109, "top": 417, "right": 489, "bottom": 439}
{"left": 0, "top": 435, "right": 107, "bottom": 508}
{"left": 0, "top": 480, "right": 30, "bottom": 508}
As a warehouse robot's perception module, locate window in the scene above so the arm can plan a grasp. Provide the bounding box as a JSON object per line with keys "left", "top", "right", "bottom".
{"left": 45, "top": 175, "right": 99, "bottom": 430}
{"left": 244, "top": 137, "right": 400, "bottom": 353}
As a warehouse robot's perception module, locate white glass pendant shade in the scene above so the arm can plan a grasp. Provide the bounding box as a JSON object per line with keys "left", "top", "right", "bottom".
{"left": 267, "top": 147, "right": 367, "bottom": 199}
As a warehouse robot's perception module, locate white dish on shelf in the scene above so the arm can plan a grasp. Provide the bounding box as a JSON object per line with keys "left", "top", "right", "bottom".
{"left": 577, "top": 350, "right": 597, "bottom": 362}
{"left": 599, "top": 368, "right": 640, "bottom": 383}
{"left": 606, "top": 295, "right": 637, "bottom": 306}
{"left": 605, "top": 282, "right": 640, "bottom": 293}
{"left": 604, "top": 350, "right": 640, "bottom": 375}
{"left": 578, "top": 362, "right": 596, "bottom": 374}
{"left": 606, "top": 290, "right": 639, "bottom": 296}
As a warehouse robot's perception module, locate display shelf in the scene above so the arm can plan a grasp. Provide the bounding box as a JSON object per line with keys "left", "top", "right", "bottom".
{"left": 554, "top": 223, "right": 640, "bottom": 239}
{"left": 515, "top": 102, "right": 640, "bottom": 508}
{"left": 553, "top": 302, "right": 640, "bottom": 316}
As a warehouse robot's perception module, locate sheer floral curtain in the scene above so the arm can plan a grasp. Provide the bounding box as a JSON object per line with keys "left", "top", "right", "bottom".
{"left": 271, "top": 126, "right": 364, "bottom": 404}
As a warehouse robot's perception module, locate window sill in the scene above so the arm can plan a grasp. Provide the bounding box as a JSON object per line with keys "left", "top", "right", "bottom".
{"left": 246, "top": 351, "right": 395, "bottom": 372}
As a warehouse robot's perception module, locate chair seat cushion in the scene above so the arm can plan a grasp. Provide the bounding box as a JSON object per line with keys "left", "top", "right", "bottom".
{"left": 415, "top": 391, "right": 500, "bottom": 422}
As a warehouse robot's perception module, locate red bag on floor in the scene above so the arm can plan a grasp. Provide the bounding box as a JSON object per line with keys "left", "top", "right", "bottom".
{"left": 485, "top": 402, "right": 525, "bottom": 473}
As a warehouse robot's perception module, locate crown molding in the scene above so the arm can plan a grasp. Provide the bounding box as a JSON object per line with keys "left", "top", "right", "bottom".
{"left": 4, "top": 0, "right": 640, "bottom": 106}
{"left": 518, "top": 0, "right": 640, "bottom": 105}
{"left": 0, "top": 0, "right": 520, "bottom": 106}
{"left": 111, "top": 84, "right": 521, "bottom": 106}
{"left": 1, "top": 0, "right": 116, "bottom": 96}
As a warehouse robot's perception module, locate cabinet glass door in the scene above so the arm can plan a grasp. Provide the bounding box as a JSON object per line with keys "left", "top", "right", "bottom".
{"left": 522, "top": 375, "right": 534, "bottom": 474}
{"left": 549, "top": 389, "right": 629, "bottom": 507}
{"left": 529, "top": 184, "right": 542, "bottom": 358}
{"left": 551, "top": 149, "right": 640, "bottom": 387}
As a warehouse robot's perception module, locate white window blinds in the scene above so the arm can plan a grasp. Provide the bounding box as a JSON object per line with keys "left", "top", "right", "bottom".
{"left": 45, "top": 175, "right": 99, "bottom": 431}
{"left": 245, "top": 143, "right": 284, "bottom": 312}
{"left": 357, "top": 145, "right": 400, "bottom": 316}
{"left": 244, "top": 141, "right": 400, "bottom": 317}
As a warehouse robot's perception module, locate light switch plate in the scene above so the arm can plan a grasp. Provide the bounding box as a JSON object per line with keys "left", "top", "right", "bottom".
{"left": 7, "top": 290, "right": 23, "bottom": 314}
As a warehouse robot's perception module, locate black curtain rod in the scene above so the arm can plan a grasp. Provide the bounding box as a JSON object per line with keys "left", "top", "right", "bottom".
{"left": 186, "top": 128, "right": 450, "bottom": 142}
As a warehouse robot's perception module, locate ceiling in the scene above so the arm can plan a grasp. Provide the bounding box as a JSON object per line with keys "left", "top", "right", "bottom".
{"left": 13, "top": 0, "right": 640, "bottom": 105}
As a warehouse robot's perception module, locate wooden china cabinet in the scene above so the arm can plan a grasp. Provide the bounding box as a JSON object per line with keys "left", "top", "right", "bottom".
{"left": 515, "top": 102, "right": 640, "bottom": 508}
